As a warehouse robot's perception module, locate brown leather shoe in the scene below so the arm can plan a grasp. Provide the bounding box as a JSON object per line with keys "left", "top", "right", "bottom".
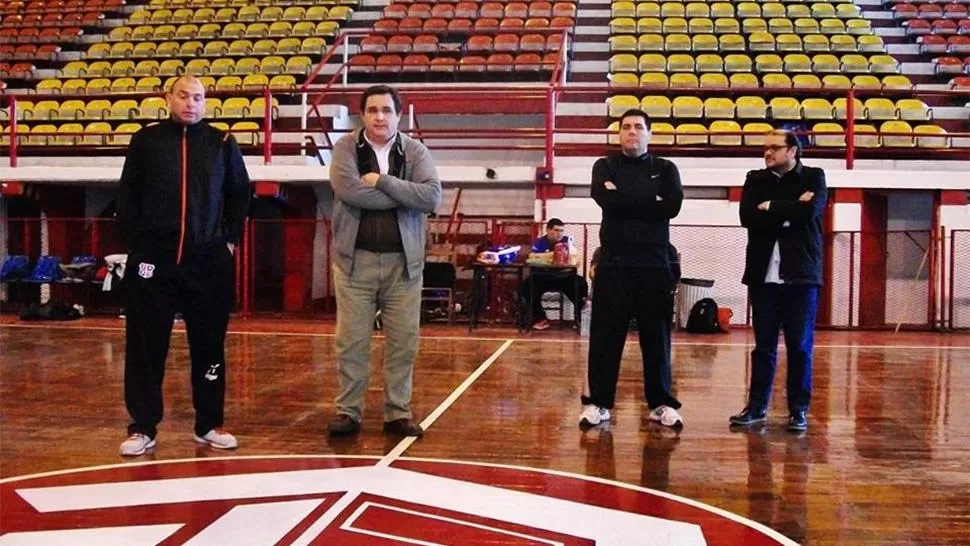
{"left": 328, "top": 414, "right": 361, "bottom": 436}
{"left": 383, "top": 418, "right": 424, "bottom": 437}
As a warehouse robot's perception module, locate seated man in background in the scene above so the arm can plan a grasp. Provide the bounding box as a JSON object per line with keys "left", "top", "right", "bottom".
{"left": 520, "top": 218, "right": 589, "bottom": 330}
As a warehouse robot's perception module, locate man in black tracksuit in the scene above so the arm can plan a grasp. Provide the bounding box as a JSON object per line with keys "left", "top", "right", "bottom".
{"left": 116, "top": 76, "right": 251, "bottom": 456}
{"left": 579, "top": 109, "right": 685, "bottom": 430}
{"left": 730, "top": 130, "right": 826, "bottom": 433}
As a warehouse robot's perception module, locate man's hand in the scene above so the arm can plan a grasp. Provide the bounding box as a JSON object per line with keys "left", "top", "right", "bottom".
{"left": 798, "top": 191, "right": 814, "bottom": 202}
{"left": 361, "top": 173, "right": 380, "bottom": 187}
{"left": 226, "top": 243, "right": 235, "bottom": 254}
{"left": 758, "top": 201, "right": 771, "bottom": 211}
{"left": 604, "top": 181, "right": 617, "bottom": 190}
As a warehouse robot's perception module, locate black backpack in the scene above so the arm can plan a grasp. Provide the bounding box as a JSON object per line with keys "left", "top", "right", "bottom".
{"left": 686, "top": 298, "right": 720, "bottom": 334}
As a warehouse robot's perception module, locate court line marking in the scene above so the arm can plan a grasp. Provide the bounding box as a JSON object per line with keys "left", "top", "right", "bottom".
{"left": 0, "top": 454, "right": 798, "bottom": 546}
{"left": 2, "top": 322, "right": 968, "bottom": 351}
{"left": 376, "top": 339, "right": 516, "bottom": 467}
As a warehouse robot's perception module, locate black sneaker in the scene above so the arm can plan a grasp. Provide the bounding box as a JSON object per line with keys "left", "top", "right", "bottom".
{"left": 729, "top": 406, "right": 768, "bottom": 426}
{"left": 787, "top": 410, "right": 808, "bottom": 432}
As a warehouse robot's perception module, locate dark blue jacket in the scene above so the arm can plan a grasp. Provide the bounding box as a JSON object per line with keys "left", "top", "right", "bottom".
{"left": 740, "top": 162, "right": 827, "bottom": 286}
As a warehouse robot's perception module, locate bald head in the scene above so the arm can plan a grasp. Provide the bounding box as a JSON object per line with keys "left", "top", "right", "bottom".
{"left": 166, "top": 75, "right": 205, "bottom": 125}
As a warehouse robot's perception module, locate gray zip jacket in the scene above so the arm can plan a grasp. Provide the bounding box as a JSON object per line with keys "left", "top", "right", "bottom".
{"left": 329, "top": 128, "right": 442, "bottom": 280}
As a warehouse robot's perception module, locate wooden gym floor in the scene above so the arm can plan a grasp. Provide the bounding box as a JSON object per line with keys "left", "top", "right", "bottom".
{"left": 0, "top": 317, "right": 967, "bottom": 545}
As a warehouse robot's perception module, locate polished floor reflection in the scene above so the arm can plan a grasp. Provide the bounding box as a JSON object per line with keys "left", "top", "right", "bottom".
{"left": 1, "top": 318, "right": 968, "bottom": 546}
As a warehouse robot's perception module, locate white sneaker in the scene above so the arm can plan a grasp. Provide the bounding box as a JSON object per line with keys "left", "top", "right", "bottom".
{"left": 194, "top": 428, "right": 238, "bottom": 450}
{"left": 578, "top": 405, "right": 610, "bottom": 427}
{"left": 648, "top": 406, "right": 684, "bottom": 428}
{"left": 119, "top": 433, "right": 156, "bottom": 457}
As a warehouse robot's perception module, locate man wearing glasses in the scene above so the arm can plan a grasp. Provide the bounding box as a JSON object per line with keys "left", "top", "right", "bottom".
{"left": 730, "top": 129, "right": 827, "bottom": 433}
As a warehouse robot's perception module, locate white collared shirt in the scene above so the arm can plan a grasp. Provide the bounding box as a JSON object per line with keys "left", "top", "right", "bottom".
{"left": 764, "top": 169, "right": 791, "bottom": 284}
{"left": 363, "top": 132, "right": 395, "bottom": 175}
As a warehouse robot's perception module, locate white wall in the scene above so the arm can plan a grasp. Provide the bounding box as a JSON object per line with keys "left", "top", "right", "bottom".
{"left": 942, "top": 204, "right": 970, "bottom": 329}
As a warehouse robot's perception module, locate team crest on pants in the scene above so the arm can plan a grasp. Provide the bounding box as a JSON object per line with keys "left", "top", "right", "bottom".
{"left": 138, "top": 263, "right": 155, "bottom": 279}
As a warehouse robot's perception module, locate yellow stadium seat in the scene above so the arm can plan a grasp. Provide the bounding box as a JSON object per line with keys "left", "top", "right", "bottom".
{"left": 209, "top": 121, "right": 231, "bottom": 132}
{"left": 229, "top": 122, "right": 260, "bottom": 146}
{"left": 719, "top": 34, "right": 746, "bottom": 51}
{"left": 724, "top": 54, "right": 752, "bottom": 72}
{"left": 829, "top": 35, "right": 857, "bottom": 53}
{"left": 802, "top": 98, "right": 834, "bottom": 119}
{"left": 793, "top": 74, "right": 822, "bottom": 89}
{"left": 81, "top": 122, "right": 111, "bottom": 146}
{"left": 638, "top": 53, "right": 667, "bottom": 72}
{"left": 693, "top": 53, "right": 722, "bottom": 73}
{"left": 667, "top": 53, "right": 695, "bottom": 72}
{"left": 857, "top": 35, "right": 884, "bottom": 53}
{"left": 710, "top": 120, "right": 742, "bottom": 145}
{"left": 711, "top": 2, "right": 735, "bottom": 18}
{"left": 882, "top": 75, "right": 912, "bottom": 90}
{"left": 670, "top": 73, "right": 699, "bottom": 87}
{"left": 688, "top": 17, "right": 713, "bottom": 34}
{"left": 612, "top": 1, "right": 635, "bottom": 17}
{"left": 834, "top": 97, "right": 865, "bottom": 120}
{"left": 250, "top": 97, "right": 279, "bottom": 119}
{"left": 242, "top": 74, "right": 269, "bottom": 89}
{"left": 840, "top": 54, "right": 870, "bottom": 73}
{"left": 109, "top": 42, "right": 135, "bottom": 58}
{"left": 192, "top": 8, "right": 215, "bottom": 23}
{"left": 836, "top": 3, "right": 861, "bottom": 19}
{"left": 109, "top": 100, "right": 138, "bottom": 120}
{"left": 107, "top": 26, "right": 132, "bottom": 42}
{"left": 213, "top": 7, "right": 236, "bottom": 22}
{"left": 229, "top": 40, "right": 254, "bottom": 56}
{"left": 136, "top": 77, "right": 162, "bottom": 93}
{"left": 846, "top": 19, "right": 872, "bottom": 35}
{"left": 852, "top": 75, "right": 882, "bottom": 89}
{"left": 640, "top": 72, "right": 669, "bottom": 87}
{"left": 742, "top": 122, "right": 774, "bottom": 146}
{"left": 675, "top": 123, "right": 708, "bottom": 145}
{"left": 197, "top": 76, "right": 216, "bottom": 90}
{"left": 261, "top": 6, "right": 284, "bottom": 21}
{"left": 85, "top": 61, "right": 110, "bottom": 78}
{"left": 305, "top": 5, "right": 329, "bottom": 20}
{"left": 784, "top": 53, "right": 812, "bottom": 72}
{"left": 154, "top": 25, "right": 177, "bottom": 40}
{"left": 198, "top": 24, "right": 222, "bottom": 40}
{"left": 637, "top": 2, "right": 660, "bottom": 18}
{"left": 770, "top": 97, "right": 801, "bottom": 119}
{"left": 238, "top": 5, "right": 260, "bottom": 21}
{"left": 315, "top": 21, "right": 340, "bottom": 37}
{"left": 223, "top": 23, "right": 246, "bottom": 38}
{"left": 641, "top": 95, "right": 673, "bottom": 118}
{"left": 672, "top": 96, "right": 704, "bottom": 117}
{"left": 35, "top": 80, "right": 62, "bottom": 95}
{"left": 914, "top": 125, "right": 948, "bottom": 148}
{"left": 813, "top": 122, "right": 845, "bottom": 147}
{"left": 86, "top": 43, "right": 111, "bottom": 59}
{"left": 84, "top": 100, "right": 111, "bottom": 120}
{"left": 168, "top": 41, "right": 195, "bottom": 57}
{"left": 263, "top": 22, "right": 291, "bottom": 37}
{"left": 896, "top": 99, "right": 930, "bottom": 121}
{"left": 54, "top": 123, "right": 83, "bottom": 146}
{"left": 151, "top": 8, "right": 173, "bottom": 23}
{"left": 210, "top": 58, "right": 236, "bottom": 76}
{"left": 216, "top": 76, "right": 243, "bottom": 91}
{"left": 822, "top": 74, "right": 852, "bottom": 89}
{"left": 777, "top": 34, "right": 803, "bottom": 52}
{"left": 138, "top": 97, "right": 168, "bottom": 119}
{"left": 665, "top": 34, "right": 692, "bottom": 52}
{"left": 749, "top": 32, "right": 775, "bottom": 52}
{"left": 704, "top": 97, "right": 735, "bottom": 118}
{"left": 134, "top": 60, "right": 160, "bottom": 77}
{"left": 111, "top": 78, "right": 136, "bottom": 93}
{"left": 245, "top": 23, "right": 270, "bottom": 38}
{"left": 812, "top": 54, "right": 841, "bottom": 73}
{"left": 853, "top": 124, "right": 880, "bottom": 148}
{"left": 737, "top": 96, "right": 767, "bottom": 118}
{"left": 282, "top": 6, "right": 306, "bottom": 21}
{"left": 185, "top": 59, "right": 211, "bottom": 75}
{"left": 803, "top": 34, "right": 831, "bottom": 52}
{"left": 755, "top": 54, "right": 783, "bottom": 72}
{"left": 608, "top": 95, "right": 640, "bottom": 117}
{"left": 56, "top": 100, "right": 85, "bottom": 121}
{"left": 730, "top": 73, "right": 760, "bottom": 88}
{"left": 762, "top": 73, "right": 792, "bottom": 88}
{"left": 60, "top": 62, "right": 88, "bottom": 78}
{"left": 785, "top": 4, "right": 810, "bottom": 18}
{"left": 770, "top": 18, "right": 795, "bottom": 34}
{"left": 610, "top": 73, "right": 639, "bottom": 86}
{"left": 610, "top": 35, "right": 637, "bottom": 52}
{"left": 204, "top": 98, "right": 222, "bottom": 118}
{"left": 86, "top": 79, "right": 111, "bottom": 94}
{"left": 172, "top": 8, "right": 194, "bottom": 23}
{"left": 301, "top": 37, "right": 327, "bottom": 55}
{"left": 133, "top": 42, "right": 158, "bottom": 58}
{"left": 700, "top": 73, "right": 729, "bottom": 88}
{"left": 0, "top": 124, "right": 7, "bottom": 147}
{"left": 235, "top": 57, "right": 261, "bottom": 74}
{"left": 220, "top": 97, "right": 250, "bottom": 118}
{"left": 663, "top": 17, "right": 688, "bottom": 34}
{"left": 203, "top": 41, "right": 228, "bottom": 57}
{"left": 606, "top": 121, "right": 620, "bottom": 145}
{"left": 737, "top": 2, "right": 761, "bottom": 18}
{"left": 715, "top": 18, "right": 741, "bottom": 34}
{"left": 277, "top": 38, "right": 301, "bottom": 55}
{"left": 880, "top": 120, "right": 914, "bottom": 147}
{"left": 636, "top": 17, "right": 662, "bottom": 34}
{"left": 661, "top": 1, "right": 685, "bottom": 17}
{"left": 328, "top": 6, "right": 352, "bottom": 21}
{"left": 129, "top": 9, "right": 151, "bottom": 24}
{"left": 636, "top": 34, "right": 664, "bottom": 52}
{"left": 28, "top": 125, "right": 56, "bottom": 146}
{"left": 259, "top": 56, "right": 285, "bottom": 74}
{"left": 869, "top": 55, "right": 900, "bottom": 74}
{"left": 269, "top": 74, "right": 296, "bottom": 89}
{"left": 175, "top": 24, "right": 198, "bottom": 39}
{"left": 650, "top": 122, "right": 676, "bottom": 145}
{"left": 286, "top": 56, "right": 313, "bottom": 74}
{"left": 158, "top": 59, "right": 184, "bottom": 76}
{"left": 820, "top": 18, "right": 846, "bottom": 35}
{"left": 864, "top": 98, "right": 898, "bottom": 120}
{"left": 686, "top": 2, "right": 710, "bottom": 18}
{"left": 692, "top": 34, "right": 718, "bottom": 51}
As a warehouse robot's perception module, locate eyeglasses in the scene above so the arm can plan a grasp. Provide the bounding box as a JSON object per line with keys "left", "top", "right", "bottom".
{"left": 763, "top": 145, "right": 791, "bottom": 152}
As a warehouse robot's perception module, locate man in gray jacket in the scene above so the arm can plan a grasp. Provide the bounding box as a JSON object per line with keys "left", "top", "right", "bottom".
{"left": 328, "top": 85, "right": 441, "bottom": 438}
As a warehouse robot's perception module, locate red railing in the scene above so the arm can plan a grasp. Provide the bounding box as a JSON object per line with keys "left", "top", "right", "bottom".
{"left": 2, "top": 218, "right": 961, "bottom": 329}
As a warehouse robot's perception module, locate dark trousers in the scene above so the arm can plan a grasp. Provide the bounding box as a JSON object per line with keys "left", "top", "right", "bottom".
{"left": 520, "top": 272, "right": 589, "bottom": 324}
{"left": 748, "top": 283, "right": 819, "bottom": 414}
{"left": 583, "top": 266, "right": 680, "bottom": 410}
{"left": 125, "top": 247, "right": 234, "bottom": 439}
